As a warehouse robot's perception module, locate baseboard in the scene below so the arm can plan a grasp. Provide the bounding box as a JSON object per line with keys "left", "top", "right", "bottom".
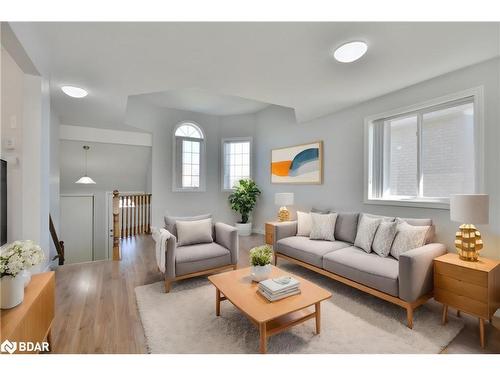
{"left": 252, "top": 228, "right": 265, "bottom": 235}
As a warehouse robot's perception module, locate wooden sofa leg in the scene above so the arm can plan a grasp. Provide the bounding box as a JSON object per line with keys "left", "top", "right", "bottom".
{"left": 164, "top": 279, "right": 172, "bottom": 293}
{"left": 406, "top": 306, "right": 414, "bottom": 329}
{"left": 274, "top": 253, "right": 278, "bottom": 266}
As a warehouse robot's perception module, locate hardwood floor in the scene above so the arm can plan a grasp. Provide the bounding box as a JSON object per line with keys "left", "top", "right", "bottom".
{"left": 51, "top": 234, "right": 499, "bottom": 354}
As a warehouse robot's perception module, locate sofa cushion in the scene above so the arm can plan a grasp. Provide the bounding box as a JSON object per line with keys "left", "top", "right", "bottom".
{"left": 372, "top": 221, "right": 398, "bottom": 257}
{"left": 323, "top": 246, "right": 399, "bottom": 297}
{"left": 175, "top": 242, "right": 231, "bottom": 276}
{"left": 354, "top": 214, "right": 382, "bottom": 253}
{"left": 164, "top": 213, "right": 212, "bottom": 237}
{"left": 176, "top": 218, "right": 213, "bottom": 246}
{"left": 296, "top": 211, "right": 312, "bottom": 237}
{"left": 390, "top": 220, "right": 430, "bottom": 260}
{"left": 276, "top": 236, "right": 351, "bottom": 268}
{"left": 397, "top": 217, "right": 434, "bottom": 244}
{"left": 334, "top": 212, "right": 359, "bottom": 243}
{"left": 310, "top": 212, "right": 337, "bottom": 241}
{"left": 311, "top": 207, "right": 333, "bottom": 214}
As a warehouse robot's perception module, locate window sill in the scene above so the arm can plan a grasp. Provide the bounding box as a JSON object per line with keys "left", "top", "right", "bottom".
{"left": 364, "top": 197, "right": 450, "bottom": 210}
{"left": 172, "top": 188, "right": 206, "bottom": 193}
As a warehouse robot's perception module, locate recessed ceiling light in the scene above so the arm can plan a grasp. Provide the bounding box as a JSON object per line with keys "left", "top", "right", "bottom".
{"left": 61, "top": 85, "right": 88, "bottom": 98}
{"left": 333, "top": 41, "right": 368, "bottom": 63}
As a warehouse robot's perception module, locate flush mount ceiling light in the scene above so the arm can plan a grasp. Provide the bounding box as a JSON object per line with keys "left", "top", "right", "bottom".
{"left": 333, "top": 41, "right": 368, "bottom": 63}
{"left": 61, "top": 85, "right": 88, "bottom": 98}
{"left": 75, "top": 145, "right": 96, "bottom": 184}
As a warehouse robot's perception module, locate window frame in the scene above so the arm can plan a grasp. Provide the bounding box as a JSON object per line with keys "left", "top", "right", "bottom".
{"left": 221, "top": 137, "right": 253, "bottom": 192}
{"left": 172, "top": 122, "right": 206, "bottom": 192}
{"left": 364, "top": 87, "right": 484, "bottom": 209}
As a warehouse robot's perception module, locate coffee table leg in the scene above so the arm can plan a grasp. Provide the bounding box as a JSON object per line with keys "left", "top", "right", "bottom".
{"left": 216, "top": 288, "right": 221, "bottom": 316}
{"left": 315, "top": 302, "right": 321, "bottom": 334}
{"left": 259, "top": 322, "right": 267, "bottom": 354}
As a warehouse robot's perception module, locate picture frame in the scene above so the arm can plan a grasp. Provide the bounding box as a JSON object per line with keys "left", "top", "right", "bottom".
{"left": 271, "top": 141, "right": 323, "bottom": 184}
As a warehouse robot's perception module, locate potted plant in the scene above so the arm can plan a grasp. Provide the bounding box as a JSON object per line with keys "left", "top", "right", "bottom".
{"left": 228, "top": 178, "right": 261, "bottom": 236}
{"left": 0, "top": 240, "right": 44, "bottom": 309}
{"left": 249, "top": 245, "right": 273, "bottom": 281}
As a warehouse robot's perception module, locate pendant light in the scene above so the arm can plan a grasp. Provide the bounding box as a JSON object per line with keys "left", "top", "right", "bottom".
{"left": 75, "top": 145, "right": 96, "bottom": 184}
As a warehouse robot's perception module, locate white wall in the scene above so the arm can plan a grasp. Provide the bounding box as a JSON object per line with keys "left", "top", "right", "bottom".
{"left": 49, "top": 110, "right": 60, "bottom": 261}
{"left": 253, "top": 58, "right": 500, "bottom": 259}
{"left": 59, "top": 139, "right": 151, "bottom": 260}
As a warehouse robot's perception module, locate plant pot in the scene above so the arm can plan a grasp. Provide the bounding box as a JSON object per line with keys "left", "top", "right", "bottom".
{"left": 21, "top": 269, "right": 32, "bottom": 288}
{"left": 1, "top": 275, "right": 25, "bottom": 309}
{"left": 235, "top": 222, "right": 252, "bottom": 236}
{"left": 250, "top": 264, "right": 272, "bottom": 282}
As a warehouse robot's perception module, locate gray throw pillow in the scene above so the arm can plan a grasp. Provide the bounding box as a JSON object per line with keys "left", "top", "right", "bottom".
{"left": 311, "top": 207, "right": 333, "bottom": 214}
{"left": 164, "top": 213, "right": 212, "bottom": 237}
{"left": 354, "top": 214, "right": 382, "bottom": 253}
{"left": 390, "top": 220, "right": 429, "bottom": 260}
{"left": 372, "top": 221, "right": 397, "bottom": 257}
{"left": 310, "top": 213, "right": 337, "bottom": 241}
{"left": 176, "top": 218, "right": 213, "bottom": 246}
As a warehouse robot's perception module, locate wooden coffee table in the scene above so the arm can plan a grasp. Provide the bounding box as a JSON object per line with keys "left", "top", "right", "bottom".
{"left": 208, "top": 265, "right": 332, "bottom": 353}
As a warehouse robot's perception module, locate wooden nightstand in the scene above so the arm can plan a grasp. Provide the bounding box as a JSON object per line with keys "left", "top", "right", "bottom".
{"left": 434, "top": 253, "right": 500, "bottom": 348}
{"left": 265, "top": 221, "right": 280, "bottom": 246}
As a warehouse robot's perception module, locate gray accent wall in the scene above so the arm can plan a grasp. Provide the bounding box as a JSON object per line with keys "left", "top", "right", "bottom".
{"left": 253, "top": 58, "right": 500, "bottom": 259}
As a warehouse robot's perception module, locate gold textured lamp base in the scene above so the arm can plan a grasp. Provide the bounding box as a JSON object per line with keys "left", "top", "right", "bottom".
{"left": 278, "top": 207, "right": 290, "bottom": 222}
{"left": 455, "top": 224, "right": 483, "bottom": 262}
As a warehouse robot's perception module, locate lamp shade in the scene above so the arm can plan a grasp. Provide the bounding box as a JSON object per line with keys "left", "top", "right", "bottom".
{"left": 275, "top": 192, "right": 294, "bottom": 206}
{"left": 75, "top": 176, "right": 96, "bottom": 184}
{"left": 450, "top": 194, "right": 489, "bottom": 224}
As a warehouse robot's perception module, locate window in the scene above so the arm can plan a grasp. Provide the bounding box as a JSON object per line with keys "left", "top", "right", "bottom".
{"left": 173, "top": 122, "right": 205, "bottom": 191}
{"left": 365, "top": 88, "right": 483, "bottom": 208}
{"left": 222, "top": 138, "right": 252, "bottom": 190}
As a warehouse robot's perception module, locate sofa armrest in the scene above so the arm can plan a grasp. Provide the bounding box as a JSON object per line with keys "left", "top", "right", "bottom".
{"left": 215, "top": 222, "right": 239, "bottom": 264}
{"left": 273, "top": 221, "right": 298, "bottom": 249}
{"left": 398, "top": 243, "right": 447, "bottom": 302}
{"left": 165, "top": 235, "right": 177, "bottom": 280}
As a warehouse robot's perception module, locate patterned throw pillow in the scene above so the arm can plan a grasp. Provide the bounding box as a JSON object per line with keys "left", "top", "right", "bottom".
{"left": 372, "top": 221, "right": 398, "bottom": 257}
{"left": 390, "top": 220, "right": 430, "bottom": 259}
{"left": 296, "top": 211, "right": 312, "bottom": 237}
{"left": 354, "top": 214, "right": 382, "bottom": 253}
{"left": 310, "top": 213, "right": 337, "bottom": 241}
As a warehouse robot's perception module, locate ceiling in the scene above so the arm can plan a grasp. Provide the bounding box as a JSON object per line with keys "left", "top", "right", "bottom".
{"left": 9, "top": 22, "right": 500, "bottom": 129}
{"left": 133, "top": 88, "right": 270, "bottom": 116}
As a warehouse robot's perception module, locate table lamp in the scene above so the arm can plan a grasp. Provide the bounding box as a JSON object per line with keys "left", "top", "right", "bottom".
{"left": 450, "top": 194, "right": 489, "bottom": 261}
{"left": 275, "top": 193, "right": 294, "bottom": 222}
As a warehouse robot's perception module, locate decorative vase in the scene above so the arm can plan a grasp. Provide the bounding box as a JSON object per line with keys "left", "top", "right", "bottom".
{"left": 251, "top": 264, "right": 272, "bottom": 282}
{"left": 1, "top": 275, "right": 25, "bottom": 309}
{"left": 21, "top": 269, "right": 32, "bottom": 288}
{"left": 235, "top": 222, "right": 252, "bottom": 236}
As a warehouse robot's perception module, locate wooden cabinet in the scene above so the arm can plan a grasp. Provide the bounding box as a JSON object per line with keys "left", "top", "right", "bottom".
{"left": 434, "top": 253, "right": 500, "bottom": 348}
{"left": 1, "top": 272, "right": 55, "bottom": 353}
{"left": 265, "top": 222, "right": 277, "bottom": 245}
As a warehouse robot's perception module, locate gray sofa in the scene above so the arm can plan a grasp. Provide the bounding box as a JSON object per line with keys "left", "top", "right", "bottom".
{"left": 272, "top": 213, "right": 446, "bottom": 328}
{"left": 163, "top": 215, "right": 239, "bottom": 292}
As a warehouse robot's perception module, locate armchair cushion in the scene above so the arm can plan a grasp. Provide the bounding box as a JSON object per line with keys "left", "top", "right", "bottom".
{"left": 164, "top": 213, "right": 212, "bottom": 237}
{"left": 175, "top": 242, "right": 231, "bottom": 276}
{"left": 176, "top": 218, "right": 213, "bottom": 246}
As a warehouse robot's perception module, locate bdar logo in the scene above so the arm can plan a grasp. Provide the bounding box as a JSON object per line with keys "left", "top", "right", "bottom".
{"left": 1, "top": 339, "right": 17, "bottom": 354}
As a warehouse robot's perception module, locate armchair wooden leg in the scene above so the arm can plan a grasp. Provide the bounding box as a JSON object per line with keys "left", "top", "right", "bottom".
{"left": 164, "top": 279, "right": 172, "bottom": 293}
{"left": 406, "top": 306, "right": 413, "bottom": 329}
{"left": 274, "top": 253, "right": 278, "bottom": 266}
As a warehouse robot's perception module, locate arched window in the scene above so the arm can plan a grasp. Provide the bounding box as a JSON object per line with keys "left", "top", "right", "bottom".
{"left": 173, "top": 122, "right": 206, "bottom": 191}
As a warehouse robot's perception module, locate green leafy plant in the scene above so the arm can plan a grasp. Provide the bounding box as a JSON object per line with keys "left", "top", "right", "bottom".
{"left": 249, "top": 245, "right": 273, "bottom": 267}
{"left": 228, "top": 178, "right": 261, "bottom": 224}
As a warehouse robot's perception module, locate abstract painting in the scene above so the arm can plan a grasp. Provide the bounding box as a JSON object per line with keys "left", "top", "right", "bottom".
{"left": 271, "top": 141, "right": 323, "bottom": 184}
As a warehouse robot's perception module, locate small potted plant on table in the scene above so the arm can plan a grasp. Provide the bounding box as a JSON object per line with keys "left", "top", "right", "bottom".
{"left": 228, "top": 178, "right": 261, "bottom": 236}
{"left": 249, "top": 245, "right": 273, "bottom": 282}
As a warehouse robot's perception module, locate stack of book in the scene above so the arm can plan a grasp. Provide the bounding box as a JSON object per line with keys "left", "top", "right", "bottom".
{"left": 258, "top": 276, "right": 301, "bottom": 302}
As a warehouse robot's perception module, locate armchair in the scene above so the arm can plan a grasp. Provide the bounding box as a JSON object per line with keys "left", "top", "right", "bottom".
{"left": 163, "top": 218, "right": 238, "bottom": 293}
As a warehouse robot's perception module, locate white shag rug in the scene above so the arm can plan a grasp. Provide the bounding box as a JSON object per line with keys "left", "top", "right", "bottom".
{"left": 135, "top": 263, "right": 463, "bottom": 354}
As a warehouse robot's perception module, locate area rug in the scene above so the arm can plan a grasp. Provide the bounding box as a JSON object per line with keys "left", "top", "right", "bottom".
{"left": 135, "top": 263, "right": 463, "bottom": 354}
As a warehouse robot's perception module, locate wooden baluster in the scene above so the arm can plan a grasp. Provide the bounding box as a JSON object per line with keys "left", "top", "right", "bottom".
{"left": 148, "top": 194, "right": 151, "bottom": 233}
{"left": 142, "top": 195, "right": 145, "bottom": 233}
{"left": 139, "top": 195, "right": 143, "bottom": 234}
{"left": 134, "top": 195, "right": 138, "bottom": 236}
{"left": 120, "top": 196, "right": 124, "bottom": 238}
{"left": 127, "top": 196, "right": 130, "bottom": 237}
{"left": 112, "top": 190, "right": 121, "bottom": 260}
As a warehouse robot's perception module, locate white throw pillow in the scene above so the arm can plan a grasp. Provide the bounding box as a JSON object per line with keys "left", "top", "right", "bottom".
{"left": 372, "top": 221, "right": 398, "bottom": 257}
{"left": 296, "top": 211, "right": 312, "bottom": 237}
{"left": 354, "top": 214, "right": 382, "bottom": 253}
{"left": 390, "top": 220, "right": 429, "bottom": 259}
{"left": 309, "top": 213, "right": 337, "bottom": 241}
{"left": 176, "top": 218, "right": 213, "bottom": 246}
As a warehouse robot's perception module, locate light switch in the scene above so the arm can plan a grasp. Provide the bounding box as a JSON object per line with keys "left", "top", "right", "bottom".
{"left": 10, "top": 115, "right": 17, "bottom": 129}
{"left": 5, "top": 137, "right": 16, "bottom": 150}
